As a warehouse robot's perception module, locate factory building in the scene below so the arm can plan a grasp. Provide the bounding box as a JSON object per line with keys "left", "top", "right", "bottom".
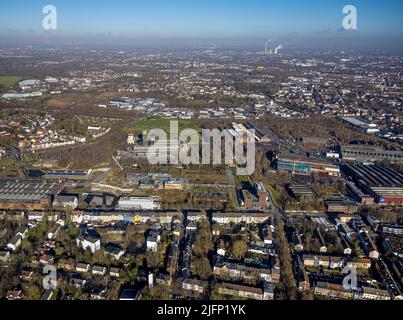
{"left": 117, "top": 196, "right": 161, "bottom": 210}
{"left": 341, "top": 164, "right": 403, "bottom": 205}
{"left": 44, "top": 169, "right": 93, "bottom": 181}
{"left": 276, "top": 155, "right": 340, "bottom": 177}
{"left": 345, "top": 182, "right": 374, "bottom": 205}
{"left": 0, "top": 179, "right": 64, "bottom": 210}
{"left": 341, "top": 145, "right": 403, "bottom": 164}
{"left": 340, "top": 117, "right": 380, "bottom": 134}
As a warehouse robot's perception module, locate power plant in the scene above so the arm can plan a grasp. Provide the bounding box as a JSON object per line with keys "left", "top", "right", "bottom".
{"left": 264, "top": 39, "right": 283, "bottom": 55}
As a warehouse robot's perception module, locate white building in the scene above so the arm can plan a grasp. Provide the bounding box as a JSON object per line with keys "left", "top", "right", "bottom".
{"left": 182, "top": 279, "right": 206, "bottom": 294}
{"left": 76, "top": 263, "right": 90, "bottom": 273}
{"left": 7, "top": 235, "right": 22, "bottom": 251}
{"left": 77, "top": 235, "right": 101, "bottom": 253}
{"left": 146, "top": 231, "right": 161, "bottom": 252}
{"left": 360, "top": 287, "right": 390, "bottom": 300}
{"left": 53, "top": 195, "right": 78, "bottom": 210}
{"left": 92, "top": 265, "right": 107, "bottom": 276}
{"left": 127, "top": 134, "right": 136, "bottom": 145}
{"left": 105, "top": 243, "right": 125, "bottom": 260}
{"left": 118, "top": 196, "right": 160, "bottom": 210}
{"left": 17, "top": 226, "right": 29, "bottom": 239}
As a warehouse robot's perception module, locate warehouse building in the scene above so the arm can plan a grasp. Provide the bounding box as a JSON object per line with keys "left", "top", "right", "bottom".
{"left": 341, "top": 164, "right": 403, "bottom": 204}
{"left": 117, "top": 196, "right": 161, "bottom": 210}
{"left": 276, "top": 155, "right": 340, "bottom": 177}
{"left": 287, "top": 184, "right": 317, "bottom": 199}
{"left": 325, "top": 199, "right": 360, "bottom": 214}
{"left": 341, "top": 145, "right": 403, "bottom": 164}
{"left": 0, "top": 179, "right": 64, "bottom": 210}
{"left": 44, "top": 169, "right": 92, "bottom": 181}
{"left": 244, "top": 123, "right": 271, "bottom": 143}
{"left": 340, "top": 117, "right": 380, "bottom": 134}
{"left": 345, "top": 182, "right": 375, "bottom": 205}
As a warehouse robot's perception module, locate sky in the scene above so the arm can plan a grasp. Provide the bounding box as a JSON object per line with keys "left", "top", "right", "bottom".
{"left": 0, "top": 0, "right": 402, "bottom": 48}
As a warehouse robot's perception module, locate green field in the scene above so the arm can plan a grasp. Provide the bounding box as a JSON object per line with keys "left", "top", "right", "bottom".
{"left": 0, "top": 76, "right": 22, "bottom": 88}
{"left": 124, "top": 118, "right": 200, "bottom": 134}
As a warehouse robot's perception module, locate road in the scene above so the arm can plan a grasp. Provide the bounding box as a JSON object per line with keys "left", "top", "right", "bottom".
{"left": 378, "top": 257, "right": 402, "bottom": 298}
{"left": 265, "top": 182, "right": 287, "bottom": 222}
{"left": 225, "top": 168, "right": 240, "bottom": 210}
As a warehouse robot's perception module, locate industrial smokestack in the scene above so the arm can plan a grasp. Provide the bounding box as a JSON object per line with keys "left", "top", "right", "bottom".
{"left": 274, "top": 44, "right": 283, "bottom": 55}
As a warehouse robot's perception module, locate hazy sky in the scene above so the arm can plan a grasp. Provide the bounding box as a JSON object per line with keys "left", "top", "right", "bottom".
{"left": 0, "top": 0, "right": 402, "bottom": 48}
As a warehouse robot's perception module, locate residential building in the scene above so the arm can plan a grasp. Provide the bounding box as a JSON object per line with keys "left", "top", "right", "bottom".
{"left": 7, "top": 235, "right": 22, "bottom": 251}
{"left": 16, "top": 226, "right": 29, "bottom": 239}
{"left": 360, "top": 287, "right": 391, "bottom": 300}
{"left": 76, "top": 263, "right": 91, "bottom": 273}
{"left": 146, "top": 230, "right": 161, "bottom": 252}
{"left": 110, "top": 267, "right": 121, "bottom": 278}
{"left": 263, "top": 282, "right": 276, "bottom": 300}
{"left": 92, "top": 265, "right": 107, "bottom": 276}
{"left": 213, "top": 259, "right": 278, "bottom": 283}
{"left": 218, "top": 282, "right": 264, "bottom": 300}
{"left": 346, "top": 258, "right": 372, "bottom": 269}
{"left": 182, "top": 279, "right": 207, "bottom": 294}
{"left": 6, "top": 289, "right": 24, "bottom": 300}
{"left": 53, "top": 195, "right": 78, "bottom": 210}
{"left": 314, "top": 282, "right": 354, "bottom": 300}
{"left": 105, "top": 243, "right": 125, "bottom": 260}
{"left": 76, "top": 233, "right": 101, "bottom": 253}
{"left": 212, "top": 211, "right": 270, "bottom": 225}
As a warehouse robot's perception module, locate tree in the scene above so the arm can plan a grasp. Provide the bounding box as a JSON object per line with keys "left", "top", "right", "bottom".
{"left": 23, "top": 283, "right": 41, "bottom": 300}
{"left": 142, "top": 285, "right": 170, "bottom": 300}
{"left": 20, "top": 240, "right": 34, "bottom": 259}
{"left": 275, "top": 217, "right": 297, "bottom": 300}
{"left": 192, "top": 257, "right": 212, "bottom": 280}
{"left": 145, "top": 251, "right": 161, "bottom": 269}
{"left": 192, "top": 218, "right": 214, "bottom": 258}
{"left": 231, "top": 239, "right": 248, "bottom": 260}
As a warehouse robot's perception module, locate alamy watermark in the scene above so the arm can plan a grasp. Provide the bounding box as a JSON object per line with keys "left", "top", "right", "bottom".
{"left": 343, "top": 5, "right": 358, "bottom": 30}
{"left": 342, "top": 266, "right": 357, "bottom": 290}
{"left": 42, "top": 265, "right": 57, "bottom": 290}
{"left": 145, "top": 121, "right": 256, "bottom": 175}
{"left": 42, "top": 5, "right": 57, "bottom": 30}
